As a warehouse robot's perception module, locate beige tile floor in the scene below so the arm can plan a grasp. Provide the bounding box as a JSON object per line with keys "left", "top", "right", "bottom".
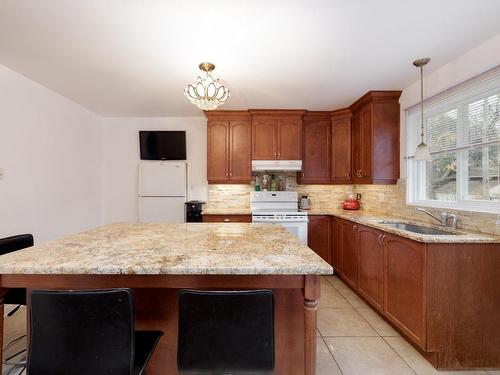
{"left": 2, "top": 280, "right": 500, "bottom": 374}
{"left": 317, "top": 275, "right": 500, "bottom": 375}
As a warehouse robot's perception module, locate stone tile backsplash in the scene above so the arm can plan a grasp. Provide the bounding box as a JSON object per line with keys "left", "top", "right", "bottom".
{"left": 206, "top": 177, "right": 500, "bottom": 236}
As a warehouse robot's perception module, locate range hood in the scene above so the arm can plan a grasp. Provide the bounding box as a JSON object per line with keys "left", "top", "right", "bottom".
{"left": 251, "top": 160, "right": 303, "bottom": 172}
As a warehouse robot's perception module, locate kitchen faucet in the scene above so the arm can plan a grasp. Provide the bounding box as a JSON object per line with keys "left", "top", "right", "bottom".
{"left": 416, "top": 207, "right": 458, "bottom": 229}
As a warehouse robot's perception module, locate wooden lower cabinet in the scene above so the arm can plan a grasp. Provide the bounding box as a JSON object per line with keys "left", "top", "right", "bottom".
{"left": 357, "top": 225, "right": 384, "bottom": 312}
{"left": 307, "top": 215, "right": 331, "bottom": 264}
{"left": 383, "top": 234, "right": 426, "bottom": 349}
{"left": 329, "top": 216, "right": 500, "bottom": 369}
{"left": 331, "top": 218, "right": 342, "bottom": 274}
{"left": 340, "top": 220, "right": 358, "bottom": 288}
{"left": 202, "top": 214, "right": 252, "bottom": 223}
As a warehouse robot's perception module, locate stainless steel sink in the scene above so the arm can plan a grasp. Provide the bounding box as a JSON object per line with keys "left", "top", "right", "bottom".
{"left": 380, "top": 222, "right": 458, "bottom": 235}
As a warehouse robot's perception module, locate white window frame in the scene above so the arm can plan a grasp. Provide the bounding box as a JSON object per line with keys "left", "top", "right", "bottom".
{"left": 406, "top": 67, "right": 500, "bottom": 215}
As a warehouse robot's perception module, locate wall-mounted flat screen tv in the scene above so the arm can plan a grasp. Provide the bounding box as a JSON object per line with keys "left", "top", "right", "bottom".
{"left": 139, "top": 131, "right": 186, "bottom": 160}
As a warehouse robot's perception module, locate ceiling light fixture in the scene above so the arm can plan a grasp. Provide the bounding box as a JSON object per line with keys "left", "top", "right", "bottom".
{"left": 184, "top": 62, "right": 230, "bottom": 110}
{"left": 413, "top": 57, "right": 432, "bottom": 161}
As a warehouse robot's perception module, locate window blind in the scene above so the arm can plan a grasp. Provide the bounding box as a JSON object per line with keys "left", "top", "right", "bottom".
{"left": 407, "top": 65, "right": 500, "bottom": 157}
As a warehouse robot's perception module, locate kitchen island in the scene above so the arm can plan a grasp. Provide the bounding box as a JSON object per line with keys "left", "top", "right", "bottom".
{"left": 0, "top": 223, "right": 333, "bottom": 375}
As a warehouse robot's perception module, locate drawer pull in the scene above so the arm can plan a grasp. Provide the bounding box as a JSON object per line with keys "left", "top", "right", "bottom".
{"left": 223, "top": 218, "right": 230, "bottom": 222}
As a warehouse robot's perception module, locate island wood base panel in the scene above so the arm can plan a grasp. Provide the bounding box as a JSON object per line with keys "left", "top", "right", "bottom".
{"left": 0, "top": 274, "right": 320, "bottom": 375}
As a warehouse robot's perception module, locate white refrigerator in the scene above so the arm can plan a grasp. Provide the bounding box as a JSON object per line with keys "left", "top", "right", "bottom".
{"left": 138, "top": 161, "right": 187, "bottom": 223}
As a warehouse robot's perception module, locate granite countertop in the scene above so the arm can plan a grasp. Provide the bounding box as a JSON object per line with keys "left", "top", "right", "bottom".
{"left": 306, "top": 209, "right": 500, "bottom": 244}
{"left": 0, "top": 223, "right": 333, "bottom": 275}
{"left": 196, "top": 207, "right": 498, "bottom": 243}
{"left": 202, "top": 208, "right": 252, "bottom": 215}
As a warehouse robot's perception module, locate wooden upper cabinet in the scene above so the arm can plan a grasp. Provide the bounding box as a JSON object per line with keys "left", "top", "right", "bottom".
{"left": 250, "top": 110, "right": 305, "bottom": 160}
{"left": 278, "top": 118, "right": 302, "bottom": 159}
{"left": 251, "top": 118, "right": 277, "bottom": 159}
{"left": 331, "top": 109, "right": 352, "bottom": 184}
{"left": 357, "top": 225, "right": 384, "bottom": 312}
{"left": 350, "top": 91, "right": 401, "bottom": 184}
{"left": 352, "top": 104, "right": 373, "bottom": 181}
{"left": 299, "top": 112, "right": 331, "bottom": 184}
{"left": 206, "top": 111, "right": 252, "bottom": 184}
{"left": 229, "top": 120, "right": 252, "bottom": 182}
{"left": 384, "top": 234, "right": 426, "bottom": 349}
{"left": 207, "top": 120, "right": 229, "bottom": 182}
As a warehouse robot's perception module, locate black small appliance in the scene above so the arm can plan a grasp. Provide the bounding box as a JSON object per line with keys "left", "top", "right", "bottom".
{"left": 185, "top": 201, "right": 205, "bottom": 222}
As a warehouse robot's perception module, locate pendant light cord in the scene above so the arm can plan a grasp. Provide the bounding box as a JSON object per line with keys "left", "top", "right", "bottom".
{"left": 420, "top": 64, "right": 425, "bottom": 141}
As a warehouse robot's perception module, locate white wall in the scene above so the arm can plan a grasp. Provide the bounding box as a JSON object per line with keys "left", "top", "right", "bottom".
{"left": 101, "top": 117, "right": 207, "bottom": 224}
{"left": 0, "top": 64, "right": 102, "bottom": 243}
{"left": 399, "top": 33, "right": 500, "bottom": 177}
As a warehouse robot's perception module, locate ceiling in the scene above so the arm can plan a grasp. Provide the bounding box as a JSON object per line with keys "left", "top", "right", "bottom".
{"left": 1, "top": 0, "right": 499, "bottom": 117}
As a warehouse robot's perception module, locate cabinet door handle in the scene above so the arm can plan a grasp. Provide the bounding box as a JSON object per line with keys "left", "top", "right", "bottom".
{"left": 230, "top": 172, "right": 232, "bottom": 177}
{"left": 346, "top": 171, "right": 350, "bottom": 179}
{"left": 380, "top": 235, "right": 386, "bottom": 245}
{"left": 377, "top": 234, "right": 383, "bottom": 245}
{"left": 352, "top": 225, "right": 357, "bottom": 232}
{"left": 225, "top": 172, "right": 228, "bottom": 177}
{"left": 278, "top": 151, "right": 281, "bottom": 157}
{"left": 223, "top": 218, "right": 230, "bottom": 222}
{"left": 357, "top": 170, "right": 363, "bottom": 178}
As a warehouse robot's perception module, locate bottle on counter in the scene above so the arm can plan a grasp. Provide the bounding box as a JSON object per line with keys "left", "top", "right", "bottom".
{"left": 270, "top": 174, "right": 277, "bottom": 191}
{"left": 255, "top": 176, "right": 261, "bottom": 191}
{"left": 262, "top": 174, "right": 269, "bottom": 191}
{"left": 277, "top": 175, "right": 286, "bottom": 191}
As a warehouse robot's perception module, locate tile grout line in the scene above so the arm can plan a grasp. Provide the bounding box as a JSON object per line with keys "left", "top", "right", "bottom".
{"left": 319, "top": 333, "right": 345, "bottom": 375}
{"left": 380, "top": 336, "right": 418, "bottom": 375}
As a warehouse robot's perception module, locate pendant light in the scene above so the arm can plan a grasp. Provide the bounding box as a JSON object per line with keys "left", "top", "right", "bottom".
{"left": 413, "top": 58, "right": 432, "bottom": 161}
{"left": 184, "top": 62, "right": 230, "bottom": 110}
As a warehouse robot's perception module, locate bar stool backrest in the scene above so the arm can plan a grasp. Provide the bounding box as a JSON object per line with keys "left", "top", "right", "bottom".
{"left": 0, "top": 234, "right": 34, "bottom": 255}
{"left": 28, "top": 289, "right": 135, "bottom": 375}
{"left": 178, "top": 289, "right": 275, "bottom": 374}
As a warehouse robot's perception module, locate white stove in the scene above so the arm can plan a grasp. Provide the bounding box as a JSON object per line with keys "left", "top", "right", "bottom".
{"left": 251, "top": 192, "right": 308, "bottom": 244}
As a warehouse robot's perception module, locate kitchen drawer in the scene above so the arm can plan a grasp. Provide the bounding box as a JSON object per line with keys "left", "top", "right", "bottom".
{"left": 202, "top": 214, "right": 252, "bottom": 223}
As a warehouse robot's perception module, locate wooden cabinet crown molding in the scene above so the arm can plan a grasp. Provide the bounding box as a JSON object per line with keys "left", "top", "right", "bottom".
{"left": 249, "top": 109, "right": 306, "bottom": 118}
{"left": 331, "top": 108, "right": 352, "bottom": 120}
{"left": 204, "top": 110, "right": 251, "bottom": 121}
{"left": 303, "top": 110, "right": 332, "bottom": 118}
{"left": 349, "top": 90, "right": 402, "bottom": 112}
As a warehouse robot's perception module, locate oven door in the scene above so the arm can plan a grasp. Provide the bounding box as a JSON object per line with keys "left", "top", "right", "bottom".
{"left": 279, "top": 221, "right": 308, "bottom": 244}
{"left": 253, "top": 217, "right": 308, "bottom": 244}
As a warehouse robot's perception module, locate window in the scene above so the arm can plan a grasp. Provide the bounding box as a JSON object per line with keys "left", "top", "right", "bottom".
{"left": 406, "top": 67, "right": 500, "bottom": 214}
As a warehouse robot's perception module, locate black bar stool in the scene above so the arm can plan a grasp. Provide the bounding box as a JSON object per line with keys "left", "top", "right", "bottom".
{"left": 0, "top": 234, "right": 34, "bottom": 316}
{"left": 0, "top": 233, "right": 34, "bottom": 371}
{"left": 178, "top": 289, "right": 274, "bottom": 374}
{"left": 27, "top": 289, "right": 163, "bottom": 375}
